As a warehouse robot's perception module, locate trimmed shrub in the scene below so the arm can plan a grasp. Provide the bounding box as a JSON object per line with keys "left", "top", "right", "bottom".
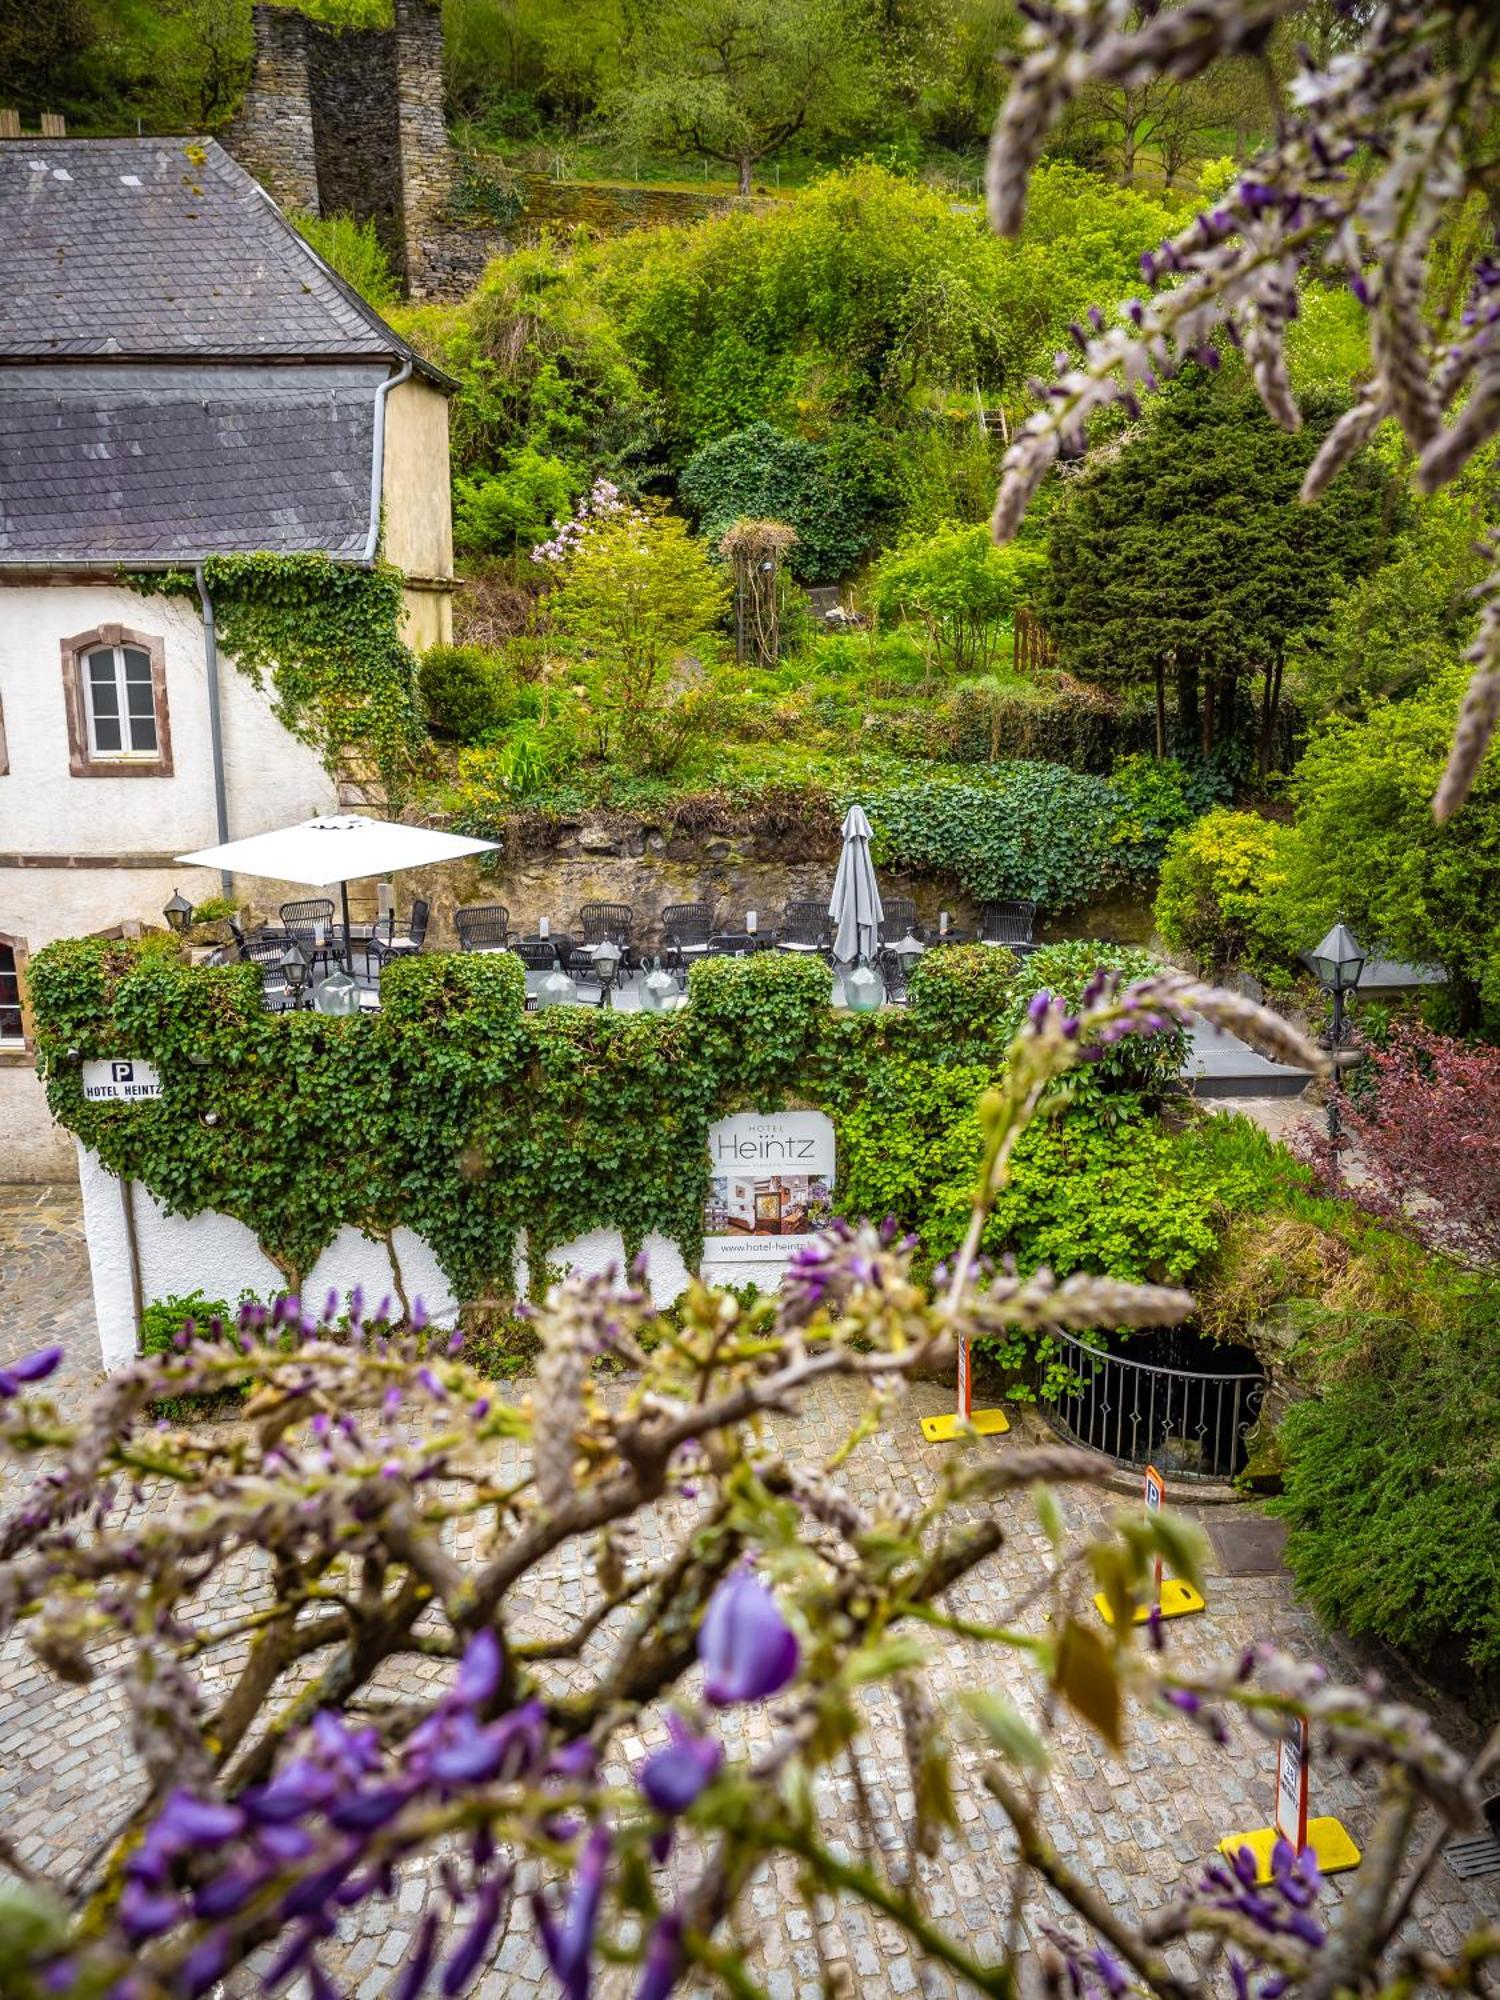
{"left": 1153, "top": 807, "right": 1298, "bottom": 984}
{"left": 418, "top": 644, "right": 514, "bottom": 744}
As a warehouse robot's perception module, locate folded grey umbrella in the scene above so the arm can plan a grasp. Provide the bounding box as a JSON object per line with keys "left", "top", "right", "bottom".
{"left": 829, "top": 804, "right": 884, "bottom": 964}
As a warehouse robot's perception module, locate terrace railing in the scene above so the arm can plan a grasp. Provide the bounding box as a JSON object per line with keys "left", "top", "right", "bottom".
{"left": 1039, "top": 1327, "right": 1264, "bottom": 1482}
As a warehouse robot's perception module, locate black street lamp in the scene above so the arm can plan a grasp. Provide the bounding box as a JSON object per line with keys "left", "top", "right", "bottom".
{"left": 1303, "top": 922, "right": 1367, "bottom": 1160}
{"left": 280, "top": 939, "right": 309, "bottom": 1008}
{"left": 163, "top": 889, "right": 194, "bottom": 936}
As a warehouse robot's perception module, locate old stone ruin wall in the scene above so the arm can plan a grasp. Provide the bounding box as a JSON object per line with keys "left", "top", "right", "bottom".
{"left": 224, "top": 0, "right": 502, "bottom": 300}
{"left": 223, "top": 2, "right": 772, "bottom": 302}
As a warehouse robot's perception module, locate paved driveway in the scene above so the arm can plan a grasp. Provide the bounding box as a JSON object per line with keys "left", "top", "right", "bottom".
{"left": 0, "top": 1187, "right": 1492, "bottom": 1998}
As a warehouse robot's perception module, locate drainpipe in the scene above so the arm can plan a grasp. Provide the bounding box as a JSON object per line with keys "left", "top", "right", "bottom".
{"left": 365, "top": 357, "right": 413, "bottom": 564}
{"left": 194, "top": 564, "right": 233, "bottom": 900}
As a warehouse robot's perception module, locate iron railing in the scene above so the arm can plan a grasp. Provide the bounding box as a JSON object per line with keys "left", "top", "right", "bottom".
{"left": 1040, "top": 1328, "right": 1265, "bottom": 1481}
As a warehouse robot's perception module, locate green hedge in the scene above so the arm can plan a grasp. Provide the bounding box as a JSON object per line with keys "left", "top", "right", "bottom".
{"left": 30, "top": 938, "right": 1189, "bottom": 1305}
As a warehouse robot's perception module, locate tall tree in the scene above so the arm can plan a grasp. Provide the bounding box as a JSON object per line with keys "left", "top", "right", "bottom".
{"left": 1038, "top": 365, "right": 1400, "bottom": 769}
{"left": 611, "top": 0, "right": 879, "bottom": 194}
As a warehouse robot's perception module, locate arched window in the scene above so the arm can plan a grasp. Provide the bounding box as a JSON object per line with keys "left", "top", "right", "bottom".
{"left": 61, "top": 626, "right": 173, "bottom": 778}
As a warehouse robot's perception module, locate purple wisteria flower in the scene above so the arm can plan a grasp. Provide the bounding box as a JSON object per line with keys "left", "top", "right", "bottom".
{"left": 639, "top": 1714, "right": 722, "bottom": 1815}
{"left": 0, "top": 1345, "right": 63, "bottom": 1397}
{"left": 698, "top": 1568, "right": 799, "bottom": 1707}
{"left": 534, "top": 1823, "right": 611, "bottom": 2000}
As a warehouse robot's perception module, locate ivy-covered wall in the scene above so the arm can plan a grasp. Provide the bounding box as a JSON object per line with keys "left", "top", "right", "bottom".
{"left": 33, "top": 936, "right": 1215, "bottom": 1358}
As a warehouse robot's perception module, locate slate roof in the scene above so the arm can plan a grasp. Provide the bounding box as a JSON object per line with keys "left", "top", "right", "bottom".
{"left": 0, "top": 138, "right": 451, "bottom": 566}
{"left": 0, "top": 366, "right": 382, "bottom": 562}
{"left": 0, "top": 138, "right": 433, "bottom": 371}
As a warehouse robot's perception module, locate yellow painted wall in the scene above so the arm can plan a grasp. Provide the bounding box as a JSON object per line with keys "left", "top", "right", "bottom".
{"left": 382, "top": 375, "right": 454, "bottom": 590}
{"left": 401, "top": 585, "right": 452, "bottom": 649}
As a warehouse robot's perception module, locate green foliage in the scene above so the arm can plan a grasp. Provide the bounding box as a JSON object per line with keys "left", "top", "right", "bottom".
{"left": 679, "top": 423, "right": 872, "bottom": 582}
{"left": 1274, "top": 1284, "right": 1500, "bottom": 1671}
{"left": 453, "top": 447, "right": 580, "bottom": 557}
{"left": 287, "top": 209, "right": 401, "bottom": 311}
{"left": 871, "top": 524, "right": 1044, "bottom": 677}
{"left": 140, "top": 1290, "right": 234, "bottom": 1360}
{"left": 1039, "top": 367, "right": 1402, "bottom": 760}
{"left": 418, "top": 644, "right": 516, "bottom": 743}
{"left": 1289, "top": 447, "right": 1494, "bottom": 718}
{"left": 1108, "top": 753, "right": 1230, "bottom": 870}
{"left": 128, "top": 555, "right": 423, "bottom": 795}
{"left": 1276, "top": 669, "right": 1500, "bottom": 1023}
{"left": 994, "top": 941, "right": 1186, "bottom": 1102}
{"left": 1153, "top": 807, "right": 1299, "bottom": 986}
{"left": 865, "top": 764, "right": 1151, "bottom": 908}
{"left": 544, "top": 497, "right": 730, "bottom": 770}
{"left": 609, "top": 0, "right": 879, "bottom": 189}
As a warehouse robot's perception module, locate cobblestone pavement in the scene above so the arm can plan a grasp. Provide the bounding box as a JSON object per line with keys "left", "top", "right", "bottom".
{"left": 0, "top": 1186, "right": 1494, "bottom": 1999}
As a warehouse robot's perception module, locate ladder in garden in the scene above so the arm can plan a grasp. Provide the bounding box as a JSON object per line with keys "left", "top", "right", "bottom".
{"left": 975, "top": 389, "right": 1008, "bottom": 441}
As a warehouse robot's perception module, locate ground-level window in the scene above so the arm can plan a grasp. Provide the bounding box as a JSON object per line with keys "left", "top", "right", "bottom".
{"left": 85, "top": 642, "right": 158, "bottom": 755}
{"left": 62, "top": 626, "right": 173, "bottom": 778}
{"left": 0, "top": 935, "right": 28, "bottom": 1052}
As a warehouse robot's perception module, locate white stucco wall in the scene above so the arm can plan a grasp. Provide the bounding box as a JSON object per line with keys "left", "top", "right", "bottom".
{"left": 78, "top": 1149, "right": 698, "bottom": 1372}
{"left": 1, "top": 580, "right": 334, "bottom": 1180}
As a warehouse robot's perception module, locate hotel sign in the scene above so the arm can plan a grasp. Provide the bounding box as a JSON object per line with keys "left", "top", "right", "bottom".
{"left": 702, "top": 1111, "right": 836, "bottom": 1277}
{"left": 82, "top": 1059, "right": 162, "bottom": 1103}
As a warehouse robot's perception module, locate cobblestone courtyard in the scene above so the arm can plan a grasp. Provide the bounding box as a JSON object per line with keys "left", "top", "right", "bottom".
{"left": 0, "top": 1184, "right": 1493, "bottom": 1998}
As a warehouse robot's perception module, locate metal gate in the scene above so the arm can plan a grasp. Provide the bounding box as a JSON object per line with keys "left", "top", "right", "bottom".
{"left": 1040, "top": 1328, "right": 1264, "bottom": 1481}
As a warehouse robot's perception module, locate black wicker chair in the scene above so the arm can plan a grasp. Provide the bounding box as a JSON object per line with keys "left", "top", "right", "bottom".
{"left": 775, "top": 901, "right": 831, "bottom": 955}
{"left": 879, "top": 896, "right": 921, "bottom": 944}
{"left": 279, "top": 898, "right": 339, "bottom": 977}
{"left": 660, "top": 902, "right": 714, "bottom": 971}
{"left": 979, "top": 899, "right": 1037, "bottom": 948}
{"left": 455, "top": 904, "right": 511, "bottom": 952}
{"left": 510, "top": 938, "right": 560, "bottom": 972}
{"left": 371, "top": 899, "right": 430, "bottom": 965}
{"left": 245, "top": 937, "right": 297, "bottom": 1012}
{"left": 579, "top": 902, "right": 634, "bottom": 948}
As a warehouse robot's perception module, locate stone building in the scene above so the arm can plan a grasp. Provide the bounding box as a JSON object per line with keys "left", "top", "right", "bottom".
{"left": 225, "top": 0, "right": 472, "bottom": 300}
{"left": 0, "top": 137, "right": 455, "bottom": 1178}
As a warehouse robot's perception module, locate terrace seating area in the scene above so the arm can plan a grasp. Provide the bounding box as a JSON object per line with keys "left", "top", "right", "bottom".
{"left": 211, "top": 892, "right": 1039, "bottom": 1014}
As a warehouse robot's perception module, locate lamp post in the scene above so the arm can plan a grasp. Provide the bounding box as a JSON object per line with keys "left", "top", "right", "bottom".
{"left": 1303, "top": 921, "right": 1367, "bottom": 1163}
{"left": 163, "top": 889, "right": 194, "bottom": 936}
{"left": 889, "top": 932, "right": 925, "bottom": 1000}
{"left": 280, "top": 940, "right": 309, "bottom": 1009}
{"left": 592, "top": 938, "right": 623, "bottom": 1009}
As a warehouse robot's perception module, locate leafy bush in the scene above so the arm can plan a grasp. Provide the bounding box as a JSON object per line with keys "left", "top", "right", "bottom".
{"left": 1275, "top": 666, "right": 1500, "bottom": 1027}
{"left": 1274, "top": 1285, "right": 1500, "bottom": 1671}
{"left": 1109, "top": 754, "right": 1230, "bottom": 872}
{"left": 867, "top": 764, "right": 1147, "bottom": 909}
{"left": 905, "top": 943, "right": 1020, "bottom": 1047}
{"left": 995, "top": 941, "right": 1187, "bottom": 1103}
{"left": 871, "top": 523, "right": 1044, "bottom": 678}
{"left": 1153, "top": 807, "right": 1299, "bottom": 984}
{"left": 453, "top": 448, "right": 580, "bottom": 557}
{"left": 678, "top": 422, "right": 873, "bottom": 582}
{"left": 418, "top": 644, "right": 515, "bottom": 743}
{"left": 287, "top": 209, "right": 400, "bottom": 311}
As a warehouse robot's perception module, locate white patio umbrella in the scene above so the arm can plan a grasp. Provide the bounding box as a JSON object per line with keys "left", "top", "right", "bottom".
{"left": 828, "top": 804, "right": 884, "bottom": 964}
{"left": 177, "top": 814, "right": 499, "bottom": 970}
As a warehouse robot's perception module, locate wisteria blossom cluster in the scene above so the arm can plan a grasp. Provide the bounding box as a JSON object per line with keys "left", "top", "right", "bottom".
{"left": 985, "top": 0, "right": 1500, "bottom": 819}
{"left": 530, "top": 480, "right": 640, "bottom": 566}
{"left": 0, "top": 980, "right": 1492, "bottom": 1999}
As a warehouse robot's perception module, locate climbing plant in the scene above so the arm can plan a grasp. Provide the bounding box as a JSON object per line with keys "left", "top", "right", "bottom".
{"left": 29, "top": 939, "right": 1194, "bottom": 1309}
{"left": 126, "top": 555, "right": 425, "bottom": 797}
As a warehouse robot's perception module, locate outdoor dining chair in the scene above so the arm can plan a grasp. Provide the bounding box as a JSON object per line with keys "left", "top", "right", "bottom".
{"left": 979, "top": 899, "right": 1038, "bottom": 948}
{"left": 660, "top": 902, "right": 714, "bottom": 970}
{"left": 371, "top": 898, "right": 430, "bottom": 963}
{"left": 455, "top": 904, "right": 511, "bottom": 952}
{"left": 879, "top": 896, "right": 921, "bottom": 943}
{"left": 279, "top": 898, "right": 339, "bottom": 977}
{"left": 244, "top": 938, "right": 296, "bottom": 1012}
{"left": 579, "top": 903, "right": 634, "bottom": 949}
{"left": 509, "top": 938, "right": 560, "bottom": 972}
{"left": 775, "top": 901, "right": 831, "bottom": 955}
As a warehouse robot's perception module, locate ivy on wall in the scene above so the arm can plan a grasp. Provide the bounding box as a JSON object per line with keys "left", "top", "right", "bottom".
{"left": 126, "top": 555, "right": 425, "bottom": 796}
{"left": 28, "top": 939, "right": 1189, "bottom": 1308}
